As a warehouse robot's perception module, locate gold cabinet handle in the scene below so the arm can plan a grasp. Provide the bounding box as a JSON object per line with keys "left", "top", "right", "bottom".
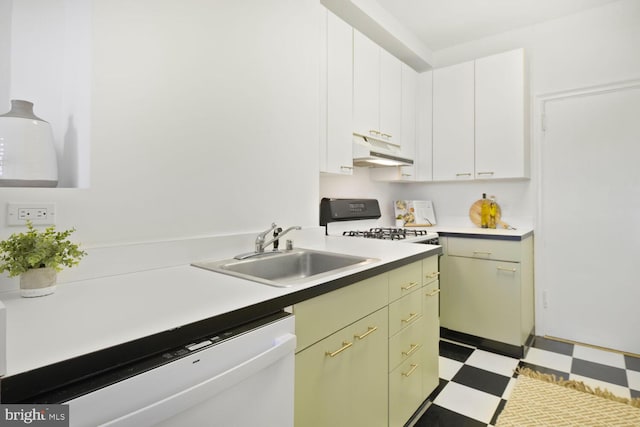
{"left": 425, "top": 272, "right": 440, "bottom": 279}
{"left": 402, "top": 364, "right": 418, "bottom": 377}
{"left": 401, "top": 173, "right": 412, "bottom": 177}
{"left": 426, "top": 289, "right": 441, "bottom": 297}
{"left": 354, "top": 326, "right": 378, "bottom": 340}
{"left": 456, "top": 173, "right": 472, "bottom": 177}
{"left": 401, "top": 281, "right": 419, "bottom": 291}
{"left": 369, "top": 129, "right": 381, "bottom": 135}
{"left": 477, "top": 171, "right": 495, "bottom": 176}
{"left": 340, "top": 166, "right": 353, "bottom": 171}
{"left": 402, "top": 343, "right": 420, "bottom": 357}
{"left": 325, "top": 341, "right": 353, "bottom": 357}
{"left": 401, "top": 312, "right": 418, "bottom": 324}
{"left": 473, "top": 251, "right": 492, "bottom": 255}
{"left": 381, "top": 133, "right": 392, "bottom": 138}
{"left": 497, "top": 266, "right": 517, "bottom": 272}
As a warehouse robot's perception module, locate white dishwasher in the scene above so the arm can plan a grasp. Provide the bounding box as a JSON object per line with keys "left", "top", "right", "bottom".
{"left": 65, "top": 313, "right": 295, "bottom": 427}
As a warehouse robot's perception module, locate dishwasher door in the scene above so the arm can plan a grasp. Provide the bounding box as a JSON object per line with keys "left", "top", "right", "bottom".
{"left": 66, "top": 314, "right": 295, "bottom": 427}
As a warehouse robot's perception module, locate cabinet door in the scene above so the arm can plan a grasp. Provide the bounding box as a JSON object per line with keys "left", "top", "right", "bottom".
{"left": 399, "top": 63, "right": 417, "bottom": 180}
{"left": 379, "top": 48, "right": 402, "bottom": 142}
{"left": 323, "top": 10, "right": 354, "bottom": 175}
{"left": 295, "top": 307, "right": 388, "bottom": 427}
{"left": 353, "top": 30, "right": 379, "bottom": 137}
{"left": 432, "top": 61, "right": 475, "bottom": 181}
{"left": 422, "top": 280, "right": 440, "bottom": 398}
{"left": 389, "top": 352, "right": 423, "bottom": 427}
{"left": 475, "top": 48, "right": 527, "bottom": 179}
{"left": 441, "top": 256, "right": 522, "bottom": 345}
{"left": 416, "top": 70, "right": 433, "bottom": 181}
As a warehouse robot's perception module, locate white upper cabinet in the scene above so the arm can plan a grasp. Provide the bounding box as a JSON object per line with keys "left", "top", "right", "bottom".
{"left": 353, "top": 30, "right": 402, "bottom": 145}
{"left": 475, "top": 48, "right": 528, "bottom": 179}
{"left": 353, "top": 30, "right": 380, "bottom": 138}
{"left": 319, "top": 7, "right": 354, "bottom": 175}
{"left": 432, "top": 48, "right": 529, "bottom": 181}
{"left": 379, "top": 49, "right": 402, "bottom": 142}
{"left": 371, "top": 63, "right": 417, "bottom": 182}
{"left": 432, "top": 60, "right": 475, "bottom": 181}
{"left": 416, "top": 70, "right": 433, "bottom": 181}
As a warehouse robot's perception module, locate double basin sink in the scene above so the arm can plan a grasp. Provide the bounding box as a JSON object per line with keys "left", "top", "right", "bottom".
{"left": 192, "top": 248, "right": 378, "bottom": 287}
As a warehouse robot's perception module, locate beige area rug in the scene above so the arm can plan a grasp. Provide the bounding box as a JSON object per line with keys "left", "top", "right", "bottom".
{"left": 495, "top": 368, "right": 640, "bottom": 427}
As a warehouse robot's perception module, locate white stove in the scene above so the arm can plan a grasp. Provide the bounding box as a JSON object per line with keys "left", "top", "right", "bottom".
{"left": 320, "top": 198, "right": 439, "bottom": 245}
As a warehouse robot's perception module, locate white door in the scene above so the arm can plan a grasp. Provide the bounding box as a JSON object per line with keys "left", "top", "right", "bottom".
{"left": 539, "top": 83, "right": 640, "bottom": 354}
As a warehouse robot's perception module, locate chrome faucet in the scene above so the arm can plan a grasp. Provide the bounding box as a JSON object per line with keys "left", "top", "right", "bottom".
{"left": 261, "top": 226, "right": 301, "bottom": 252}
{"left": 235, "top": 223, "right": 301, "bottom": 260}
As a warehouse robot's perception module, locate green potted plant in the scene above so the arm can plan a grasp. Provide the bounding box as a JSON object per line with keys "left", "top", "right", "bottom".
{"left": 0, "top": 221, "right": 86, "bottom": 297}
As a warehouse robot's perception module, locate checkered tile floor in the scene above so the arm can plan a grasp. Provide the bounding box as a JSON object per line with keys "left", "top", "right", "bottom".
{"left": 415, "top": 336, "right": 640, "bottom": 426}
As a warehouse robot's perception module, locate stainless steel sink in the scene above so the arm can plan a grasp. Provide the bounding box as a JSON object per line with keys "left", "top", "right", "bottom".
{"left": 192, "top": 248, "right": 378, "bottom": 287}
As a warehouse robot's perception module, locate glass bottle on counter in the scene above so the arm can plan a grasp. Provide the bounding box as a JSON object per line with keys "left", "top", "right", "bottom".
{"left": 480, "top": 193, "right": 489, "bottom": 228}
{"left": 488, "top": 195, "right": 497, "bottom": 229}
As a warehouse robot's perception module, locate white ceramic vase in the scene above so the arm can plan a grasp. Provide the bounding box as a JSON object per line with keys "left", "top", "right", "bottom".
{"left": 20, "top": 267, "right": 57, "bottom": 298}
{"left": 0, "top": 100, "right": 58, "bottom": 187}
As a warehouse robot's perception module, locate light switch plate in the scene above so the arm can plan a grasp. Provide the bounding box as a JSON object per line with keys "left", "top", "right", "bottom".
{"left": 7, "top": 203, "right": 56, "bottom": 226}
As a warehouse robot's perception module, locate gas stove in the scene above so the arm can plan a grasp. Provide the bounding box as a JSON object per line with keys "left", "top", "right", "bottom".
{"left": 320, "top": 198, "right": 439, "bottom": 245}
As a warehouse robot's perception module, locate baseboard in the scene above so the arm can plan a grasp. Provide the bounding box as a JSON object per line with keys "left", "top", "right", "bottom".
{"left": 441, "top": 327, "right": 534, "bottom": 359}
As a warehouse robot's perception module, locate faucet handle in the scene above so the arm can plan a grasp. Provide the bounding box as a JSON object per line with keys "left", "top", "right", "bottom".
{"left": 272, "top": 227, "right": 283, "bottom": 250}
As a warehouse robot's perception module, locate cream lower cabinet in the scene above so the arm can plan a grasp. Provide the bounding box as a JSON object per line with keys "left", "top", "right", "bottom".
{"left": 294, "top": 255, "right": 440, "bottom": 427}
{"left": 295, "top": 307, "right": 389, "bottom": 427}
{"left": 440, "top": 236, "right": 534, "bottom": 356}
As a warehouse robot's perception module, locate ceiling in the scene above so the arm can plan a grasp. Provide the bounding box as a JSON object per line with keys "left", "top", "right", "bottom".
{"left": 375, "top": 0, "right": 622, "bottom": 51}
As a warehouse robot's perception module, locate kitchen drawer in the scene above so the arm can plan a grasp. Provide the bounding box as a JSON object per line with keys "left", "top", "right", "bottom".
{"left": 422, "top": 255, "right": 439, "bottom": 285}
{"left": 389, "top": 351, "right": 423, "bottom": 427}
{"left": 447, "top": 237, "right": 521, "bottom": 262}
{"left": 389, "top": 316, "right": 424, "bottom": 372}
{"left": 294, "top": 273, "right": 388, "bottom": 352}
{"left": 389, "top": 261, "right": 422, "bottom": 302}
{"left": 389, "top": 289, "right": 422, "bottom": 337}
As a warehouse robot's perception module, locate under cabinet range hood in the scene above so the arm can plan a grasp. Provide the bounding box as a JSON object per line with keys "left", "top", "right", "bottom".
{"left": 352, "top": 133, "right": 414, "bottom": 167}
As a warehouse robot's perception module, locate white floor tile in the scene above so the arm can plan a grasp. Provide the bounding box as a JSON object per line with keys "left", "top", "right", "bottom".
{"left": 439, "top": 356, "right": 463, "bottom": 381}
{"left": 627, "top": 369, "right": 640, "bottom": 391}
{"left": 569, "top": 373, "right": 631, "bottom": 399}
{"left": 464, "top": 349, "right": 520, "bottom": 377}
{"left": 523, "top": 347, "right": 573, "bottom": 373}
{"left": 572, "top": 345, "right": 626, "bottom": 369}
{"left": 501, "top": 377, "right": 517, "bottom": 399}
{"left": 434, "top": 382, "right": 501, "bottom": 424}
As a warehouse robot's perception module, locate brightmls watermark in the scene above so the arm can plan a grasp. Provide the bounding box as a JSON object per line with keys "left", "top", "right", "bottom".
{"left": 0, "top": 405, "right": 68, "bottom": 426}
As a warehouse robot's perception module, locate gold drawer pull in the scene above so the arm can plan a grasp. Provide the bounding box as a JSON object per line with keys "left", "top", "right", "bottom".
{"left": 473, "top": 251, "right": 492, "bottom": 255}
{"left": 354, "top": 326, "right": 378, "bottom": 340}
{"left": 381, "top": 133, "right": 392, "bottom": 138}
{"left": 426, "top": 289, "right": 441, "bottom": 297}
{"left": 402, "top": 343, "right": 420, "bottom": 357}
{"left": 401, "top": 312, "right": 418, "bottom": 324}
{"left": 456, "top": 173, "right": 472, "bottom": 177}
{"left": 340, "top": 166, "right": 353, "bottom": 171}
{"left": 425, "top": 272, "right": 440, "bottom": 279}
{"left": 402, "top": 364, "right": 418, "bottom": 377}
{"left": 325, "top": 341, "right": 352, "bottom": 357}
{"left": 477, "top": 171, "right": 495, "bottom": 176}
{"left": 497, "top": 266, "right": 517, "bottom": 272}
{"left": 401, "top": 281, "right": 419, "bottom": 291}
{"left": 369, "top": 129, "right": 381, "bottom": 135}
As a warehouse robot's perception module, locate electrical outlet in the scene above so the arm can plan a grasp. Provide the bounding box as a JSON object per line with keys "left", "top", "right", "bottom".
{"left": 7, "top": 203, "right": 56, "bottom": 226}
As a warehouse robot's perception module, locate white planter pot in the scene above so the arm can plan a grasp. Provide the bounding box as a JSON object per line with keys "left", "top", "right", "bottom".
{"left": 20, "top": 267, "right": 57, "bottom": 298}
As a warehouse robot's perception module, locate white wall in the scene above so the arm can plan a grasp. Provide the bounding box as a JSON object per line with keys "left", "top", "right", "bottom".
{"left": 320, "top": 0, "right": 640, "bottom": 342}
{"left": 0, "top": 0, "right": 320, "bottom": 246}
{"left": 0, "top": 0, "right": 10, "bottom": 107}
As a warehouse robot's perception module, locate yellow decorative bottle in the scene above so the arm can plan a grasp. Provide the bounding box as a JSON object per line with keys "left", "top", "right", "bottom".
{"left": 489, "top": 195, "right": 497, "bottom": 229}
{"left": 480, "top": 193, "right": 489, "bottom": 228}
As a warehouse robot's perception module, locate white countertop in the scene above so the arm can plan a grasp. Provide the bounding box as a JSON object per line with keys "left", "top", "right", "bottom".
{"left": 0, "top": 232, "right": 438, "bottom": 378}
{"left": 429, "top": 225, "right": 534, "bottom": 239}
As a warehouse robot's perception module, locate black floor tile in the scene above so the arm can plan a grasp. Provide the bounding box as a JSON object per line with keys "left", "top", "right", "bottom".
{"left": 631, "top": 389, "right": 640, "bottom": 399}
{"left": 440, "top": 340, "right": 475, "bottom": 363}
{"left": 571, "top": 358, "right": 628, "bottom": 387}
{"left": 451, "top": 365, "right": 511, "bottom": 397}
{"left": 517, "top": 361, "right": 570, "bottom": 380}
{"left": 530, "top": 336, "right": 574, "bottom": 356}
{"left": 414, "top": 404, "right": 487, "bottom": 427}
{"left": 625, "top": 354, "right": 640, "bottom": 372}
{"left": 490, "top": 399, "right": 508, "bottom": 426}
{"left": 426, "top": 378, "right": 448, "bottom": 402}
